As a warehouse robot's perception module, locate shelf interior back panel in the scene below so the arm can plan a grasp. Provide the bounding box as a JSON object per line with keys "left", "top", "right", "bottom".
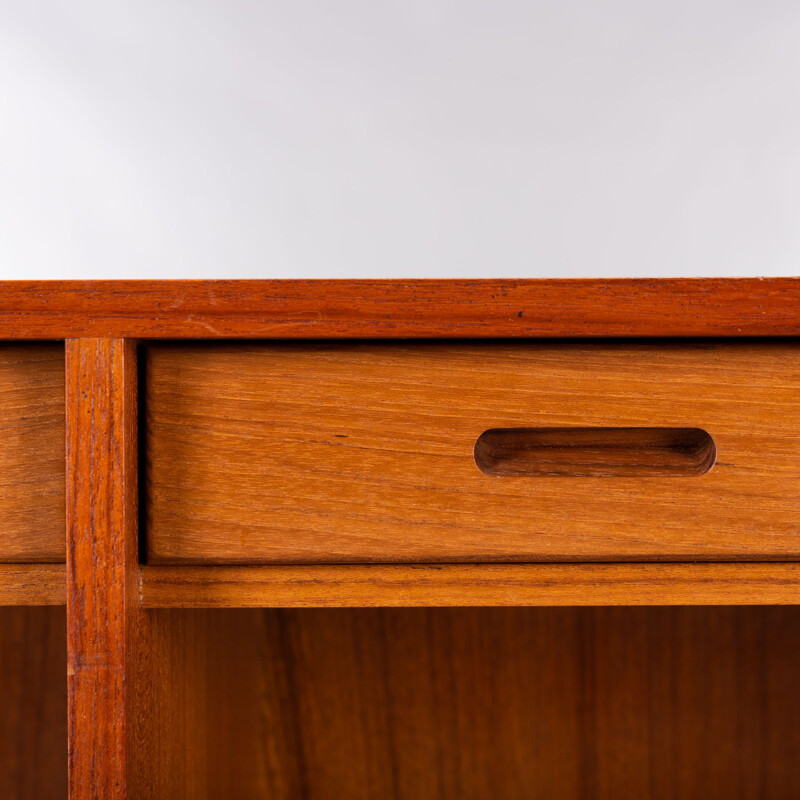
{"left": 144, "top": 340, "right": 800, "bottom": 564}
{"left": 0, "top": 607, "right": 67, "bottom": 799}
{"left": 0, "top": 344, "right": 65, "bottom": 563}
{"left": 140, "top": 606, "right": 800, "bottom": 800}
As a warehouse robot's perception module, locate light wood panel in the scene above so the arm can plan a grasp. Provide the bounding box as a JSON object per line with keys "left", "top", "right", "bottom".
{"left": 140, "top": 562, "right": 800, "bottom": 607}
{"left": 143, "top": 606, "right": 800, "bottom": 800}
{"left": 0, "top": 565, "right": 66, "bottom": 605}
{"left": 0, "top": 343, "right": 65, "bottom": 562}
{"left": 0, "top": 607, "right": 67, "bottom": 800}
{"left": 146, "top": 341, "right": 800, "bottom": 563}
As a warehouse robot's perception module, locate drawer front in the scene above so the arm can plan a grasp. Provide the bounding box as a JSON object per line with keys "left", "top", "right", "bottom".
{"left": 0, "top": 344, "right": 65, "bottom": 562}
{"left": 145, "top": 341, "right": 800, "bottom": 564}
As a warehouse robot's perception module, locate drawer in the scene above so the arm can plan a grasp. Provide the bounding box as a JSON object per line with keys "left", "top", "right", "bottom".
{"left": 0, "top": 344, "right": 65, "bottom": 562}
{"left": 145, "top": 341, "right": 800, "bottom": 564}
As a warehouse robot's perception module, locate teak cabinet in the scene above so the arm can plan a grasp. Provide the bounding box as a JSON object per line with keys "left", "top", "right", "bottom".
{"left": 1, "top": 279, "right": 800, "bottom": 799}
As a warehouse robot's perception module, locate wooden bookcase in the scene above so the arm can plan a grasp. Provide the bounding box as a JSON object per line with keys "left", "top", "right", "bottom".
{"left": 1, "top": 279, "right": 800, "bottom": 798}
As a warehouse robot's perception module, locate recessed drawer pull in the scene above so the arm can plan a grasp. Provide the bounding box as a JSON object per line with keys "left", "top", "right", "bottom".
{"left": 474, "top": 427, "right": 716, "bottom": 478}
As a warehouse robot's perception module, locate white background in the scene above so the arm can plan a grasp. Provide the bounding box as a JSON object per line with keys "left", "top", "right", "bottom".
{"left": 1, "top": 0, "right": 799, "bottom": 279}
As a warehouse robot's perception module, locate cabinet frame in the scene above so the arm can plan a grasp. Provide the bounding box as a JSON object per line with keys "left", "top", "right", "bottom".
{"left": 2, "top": 279, "right": 799, "bottom": 798}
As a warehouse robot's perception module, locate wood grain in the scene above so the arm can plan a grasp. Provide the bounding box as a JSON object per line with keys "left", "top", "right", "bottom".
{"left": 0, "top": 279, "right": 799, "bottom": 338}
{"left": 0, "top": 607, "right": 67, "bottom": 800}
{"left": 135, "top": 609, "right": 292, "bottom": 799}
{"left": 0, "top": 343, "right": 65, "bottom": 562}
{"left": 0, "top": 565, "right": 66, "bottom": 605}
{"left": 140, "top": 606, "right": 800, "bottom": 800}
{"left": 140, "top": 563, "right": 800, "bottom": 607}
{"left": 146, "top": 341, "right": 800, "bottom": 563}
{"left": 15, "top": 284, "right": 800, "bottom": 799}
{"left": 66, "top": 339, "right": 139, "bottom": 799}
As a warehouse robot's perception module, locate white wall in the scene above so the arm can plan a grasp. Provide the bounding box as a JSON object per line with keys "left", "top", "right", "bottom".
{"left": 1, "top": 0, "right": 799, "bottom": 279}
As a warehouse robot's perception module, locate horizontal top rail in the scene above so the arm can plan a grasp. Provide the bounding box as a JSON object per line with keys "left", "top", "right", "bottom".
{"left": 0, "top": 278, "right": 798, "bottom": 338}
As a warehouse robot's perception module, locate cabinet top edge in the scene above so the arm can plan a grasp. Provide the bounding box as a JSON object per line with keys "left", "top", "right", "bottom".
{"left": 0, "top": 278, "right": 798, "bottom": 339}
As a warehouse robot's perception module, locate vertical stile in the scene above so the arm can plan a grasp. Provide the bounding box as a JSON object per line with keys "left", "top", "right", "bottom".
{"left": 66, "top": 339, "right": 139, "bottom": 799}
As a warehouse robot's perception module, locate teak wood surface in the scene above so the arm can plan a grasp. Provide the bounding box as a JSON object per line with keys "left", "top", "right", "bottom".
{"left": 66, "top": 339, "right": 141, "bottom": 800}
{"left": 0, "top": 607, "right": 67, "bottom": 800}
{"left": 0, "top": 280, "right": 800, "bottom": 799}
{"left": 0, "top": 344, "right": 65, "bottom": 561}
{"left": 140, "top": 562, "right": 800, "bottom": 607}
{"left": 146, "top": 340, "right": 800, "bottom": 563}
{"left": 0, "top": 565, "right": 66, "bottom": 605}
{"left": 0, "top": 278, "right": 797, "bottom": 338}
{"left": 148, "top": 606, "right": 799, "bottom": 800}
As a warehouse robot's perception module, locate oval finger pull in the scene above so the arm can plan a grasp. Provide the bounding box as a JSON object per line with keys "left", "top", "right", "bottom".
{"left": 474, "top": 427, "right": 716, "bottom": 478}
